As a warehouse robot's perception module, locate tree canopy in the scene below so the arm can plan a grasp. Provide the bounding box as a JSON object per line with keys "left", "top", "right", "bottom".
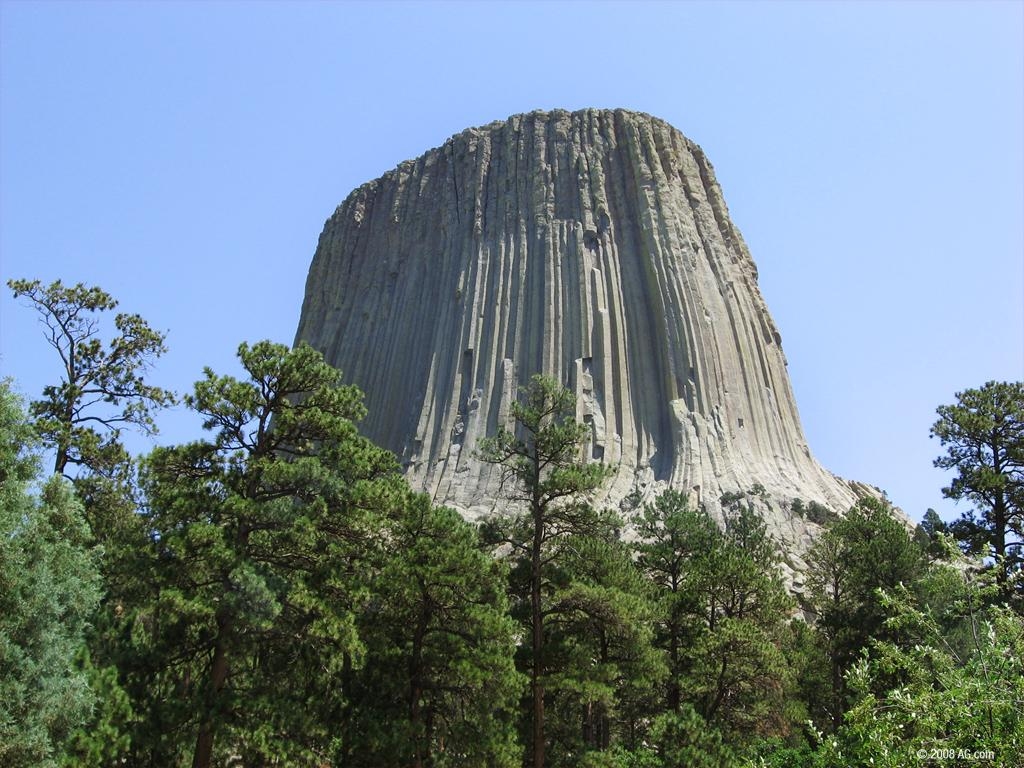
{"left": 135, "top": 341, "right": 402, "bottom": 767}
{"left": 7, "top": 279, "right": 174, "bottom": 478}
{"left": 478, "top": 374, "right": 612, "bottom": 768}
{"left": 6, "top": 277, "right": 1023, "bottom": 767}
{"left": 0, "top": 382, "right": 102, "bottom": 767}
{"left": 932, "top": 380, "right": 1024, "bottom": 603}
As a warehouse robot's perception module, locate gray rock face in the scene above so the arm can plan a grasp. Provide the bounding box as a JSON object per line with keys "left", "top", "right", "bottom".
{"left": 294, "top": 108, "right": 871, "bottom": 564}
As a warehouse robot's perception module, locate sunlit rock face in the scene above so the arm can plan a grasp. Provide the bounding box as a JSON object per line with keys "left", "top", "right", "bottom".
{"left": 294, "top": 108, "right": 872, "bottom": 569}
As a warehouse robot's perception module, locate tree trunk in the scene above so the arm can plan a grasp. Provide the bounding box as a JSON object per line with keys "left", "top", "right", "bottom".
{"left": 599, "top": 634, "right": 610, "bottom": 750}
{"left": 830, "top": 641, "right": 844, "bottom": 731}
{"left": 994, "top": 496, "right": 1009, "bottom": 595}
{"left": 339, "top": 652, "right": 354, "bottom": 767}
{"left": 582, "top": 701, "right": 593, "bottom": 750}
{"left": 668, "top": 617, "right": 681, "bottom": 713}
{"left": 531, "top": 502, "right": 545, "bottom": 768}
{"left": 192, "top": 611, "right": 232, "bottom": 768}
{"left": 54, "top": 360, "right": 76, "bottom": 476}
{"left": 54, "top": 443, "right": 68, "bottom": 476}
{"left": 410, "top": 683, "right": 424, "bottom": 768}
{"left": 410, "top": 597, "right": 430, "bottom": 768}
{"left": 703, "top": 655, "right": 728, "bottom": 723}
{"left": 54, "top": 398, "right": 73, "bottom": 475}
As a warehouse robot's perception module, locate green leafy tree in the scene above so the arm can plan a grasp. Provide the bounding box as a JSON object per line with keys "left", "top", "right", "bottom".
{"left": 542, "top": 522, "right": 665, "bottom": 764}
{"left": 813, "top": 579, "right": 1024, "bottom": 768}
{"left": 477, "top": 374, "right": 612, "bottom": 768}
{"left": 637, "top": 490, "right": 796, "bottom": 745}
{"left": 691, "top": 495, "right": 795, "bottom": 742}
{"left": 931, "top": 381, "right": 1024, "bottom": 602}
{"left": 805, "top": 497, "right": 927, "bottom": 729}
{"left": 0, "top": 382, "right": 102, "bottom": 767}
{"left": 346, "top": 495, "right": 523, "bottom": 768}
{"left": 634, "top": 490, "right": 717, "bottom": 715}
{"left": 7, "top": 279, "right": 174, "bottom": 478}
{"left": 7, "top": 279, "right": 171, "bottom": 765}
{"left": 132, "top": 341, "right": 400, "bottom": 767}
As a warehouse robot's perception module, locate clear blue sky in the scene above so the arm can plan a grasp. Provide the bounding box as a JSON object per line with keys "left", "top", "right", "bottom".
{"left": 1, "top": 1, "right": 1021, "bottom": 523}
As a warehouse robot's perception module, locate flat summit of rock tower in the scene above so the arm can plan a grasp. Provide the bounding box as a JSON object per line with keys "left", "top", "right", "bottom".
{"left": 294, "top": 108, "right": 871, "bottom": 562}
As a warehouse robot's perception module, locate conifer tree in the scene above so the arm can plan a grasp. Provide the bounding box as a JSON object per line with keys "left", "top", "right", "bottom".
{"left": 635, "top": 489, "right": 796, "bottom": 748}
{"left": 806, "top": 497, "right": 927, "bottom": 728}
{"left": 347, "top": 495, "right": 523, "bottom": 767}
{"left": 542, "top": 522, "right": 665, "bottom": 763}
{"left": 634, "top": 490, "right": 717, "bottom": 715}
{"left": 477, "top": 374, "right": 611, "bottom": 768}
{"left": 0, "top": 382, "right": 102, "bottom": 767}
{"left": 932, "top": 380, "right": 1024, "bottom": 603}
{"left": 6, "top": 279, "right": 174, "bottom": 479}
{"left": 134, "top": 341, "right": 401, "bottom": 767}
{"left": 7, "top": 279, "right": 173, "bottom": 765}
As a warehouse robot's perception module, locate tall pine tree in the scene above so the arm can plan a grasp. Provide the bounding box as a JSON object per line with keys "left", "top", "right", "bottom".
{"left": 132, "top": 341, "right": 401, "bottom": 767}
{"left": 347, "top": 495, "right": 523, "bottom": 767}
{"left": 477, "top": 375, "right": 611, "bottom": 768}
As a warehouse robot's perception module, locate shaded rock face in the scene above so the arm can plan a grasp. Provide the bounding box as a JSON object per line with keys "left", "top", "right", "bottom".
{"left": 294, "top": 108, "right": 865, "bottom": 563}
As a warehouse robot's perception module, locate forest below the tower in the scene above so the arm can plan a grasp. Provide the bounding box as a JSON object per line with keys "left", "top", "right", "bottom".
{"left": 2, "top": 278, "right": 1022, "bottom": 768}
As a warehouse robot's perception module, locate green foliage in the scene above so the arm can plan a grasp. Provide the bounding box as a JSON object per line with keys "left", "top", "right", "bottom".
{"left": 790, "top": 499, "right": 837, "bottom": 526}
{"left": 648, "top": 706, "right": 738, "bottom": 768}
{"left": 634, "top": 490, "right": 717, "bottom": 714}
{"left": 636, "top": 489, "right": 797, "bottom": 754}
{"left": 916, "top": 508, "right": 962, "bottom": 561}
{"left": 346, "top": 495, "right": 524, "bottom": 767}
{"left": 7, "top": 278, "right": 175, "bottom": 478}
{"left": 0, "top": 382, "right": 102, "bottom": 767}
{"left": 477, "top": 374, "right": 611, "bottom": 510}
{"left": 779, "top": 617, "right": 829, "bottom": 751}
{"left": 0, "top": 380, "right": 39, "bottom": 490}
{"left": 806, "top": 497, "right": 928, "bottom": 726}
{"left": 807, "top": 501, "right": 835, "bottom": 526}
{"left": 932, "top": 380, "right": 1024, "bottom": 603}
{"left": 543, "top": 523, "right": 666, "bottom": 764}
{"left": 813, "top": 580, "right": 1024, "bottom": 768}
{"left": 7, "top": 279, "right": 166, "bottom": 764}
{"left": 750, "top": 564, "right": 1024, "bottom": 767}
{"left": 478, "top": 374, "right": 613, "bottom": 768}
{"left": 11, "top": 284, "right": 1019, "bottom": 768}
{"left": 131, "top": 341, "right": 402, "bottom": 767}
{"left": 692, "top": 502, "right": 795, "bottom": 740}
{"left": 61, "top": 652, "right": 133, "bottom": 768}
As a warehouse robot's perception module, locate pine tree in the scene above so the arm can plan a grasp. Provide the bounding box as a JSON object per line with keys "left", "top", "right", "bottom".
{"left": 132, "top": 341, "right": 402, "bottom": 767}
{"left": 7, "top": 279, "right": 173, "bottom": 766}
{"left": 477, "top": 374, "right": 611, "bottom": 768}
{"left": 347, "top": 495, "right": 524, "bottom": 767}
{"left": 932, "top": 381, "right": 1024, "bottom": 603}
{"left": 635, "top": 489, "right": 796, "bottom": 748}
{"left": 806, "top": 497, "right": 927, "bottom": 728}
{"left": 6, "top": 279, "right": 174, "bottom": 479}
{"left": 634, "top": 490, "right": 717, "bottom": 715}
{"left": 541, "top": 517, "right": 665, "bottom": 764}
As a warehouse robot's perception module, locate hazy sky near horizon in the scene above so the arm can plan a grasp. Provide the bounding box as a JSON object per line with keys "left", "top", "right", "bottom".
{"left": 1, "top": 1, "right": 1021, "bottom": 523}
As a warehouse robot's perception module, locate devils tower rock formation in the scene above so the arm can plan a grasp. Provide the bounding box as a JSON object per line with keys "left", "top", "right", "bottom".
{"left": 294, "top": 108, "right": 868, "bottom": 564}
